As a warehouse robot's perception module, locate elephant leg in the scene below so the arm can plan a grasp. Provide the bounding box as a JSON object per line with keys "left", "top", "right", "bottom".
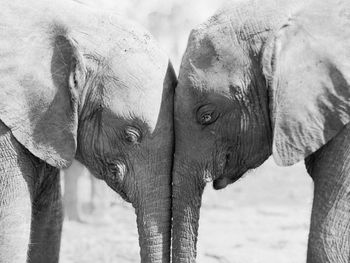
{"left": 28, "top": 163, "right": 63, "bottom": 263}
{"left": 0, "top": 124, "right": 32, "bottom": 263}
{"left": 305, "top": 124, "right": 350, "bottom": 263}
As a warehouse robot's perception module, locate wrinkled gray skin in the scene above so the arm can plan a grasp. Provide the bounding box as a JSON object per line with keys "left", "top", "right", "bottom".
{"left": 0, "top": 1, "right": 176, "bottom": 263}
{"left": 173, "top": 0, "right": 350, "bottom": 262}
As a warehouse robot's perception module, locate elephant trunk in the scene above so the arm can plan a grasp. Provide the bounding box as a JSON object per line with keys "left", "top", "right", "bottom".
{"left": 171, "top": 161, "right": 204, "bottom": 263}
{"left": 134, "top": 63, "right": 175, "bottom": 262}
{"left": 136, "top": 170, "right": 172, "bottom": 263}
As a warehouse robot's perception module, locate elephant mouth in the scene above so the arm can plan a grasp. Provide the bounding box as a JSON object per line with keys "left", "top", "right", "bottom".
{"left": 213, "top": 167, "right": 248, "bottom": 190}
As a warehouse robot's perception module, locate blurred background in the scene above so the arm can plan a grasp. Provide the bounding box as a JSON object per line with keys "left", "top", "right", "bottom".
{"left": 60, "top": 1, "right": 314, "bottom": 262}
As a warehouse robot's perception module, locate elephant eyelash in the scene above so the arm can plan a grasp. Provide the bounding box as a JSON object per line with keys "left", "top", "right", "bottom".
{"left": 200, "top": 112, "right": 215, "bottom": 125}
{"left": 196, "top": 104, "right": 219, "bottom": 125}
{"left": 124, "top": 126, "right": 142, "bottom": 144}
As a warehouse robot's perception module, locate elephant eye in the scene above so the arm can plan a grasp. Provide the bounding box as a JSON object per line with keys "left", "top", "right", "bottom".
{"left": 201, "top": 113, "right": 213, "bottom": 124}
{"left": 124, "top": 126, "right": 141, "bottom": 144}
{"left": 108, "top": 161, "right": 127, "bottom": 181}
{"left": 197, "top": 104, "right": 218, "bottom": 125}
{"left": 110, "top": 164, "right": 119, "bottom": 175}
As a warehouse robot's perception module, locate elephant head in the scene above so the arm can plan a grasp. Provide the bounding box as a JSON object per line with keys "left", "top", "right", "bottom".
{"left": 0, "top": 1, "right": 176, "bottom": 262}
{"left": 172, "top": 1, "right": 350, "bottom": 261}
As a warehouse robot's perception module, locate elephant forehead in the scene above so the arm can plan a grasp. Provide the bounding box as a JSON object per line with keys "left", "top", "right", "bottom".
{"left": 181, "top": 58, "right": 244, "bottom": 96}
{"left": 179, "top": 31, "right": 247, "bottom": 95}
{"left": 188, "top": 65, "right": 231, "bottom": 93}
{"left": 110, "top": 90, "right": 163, "bottom": 131}
{"left": 107, "top": 55, "right": 169, "bottom": 131}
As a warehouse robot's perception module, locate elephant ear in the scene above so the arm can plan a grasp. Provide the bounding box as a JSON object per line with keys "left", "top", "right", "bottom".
{"left": 263, "top": 15, "right": 350, "bottom": 166}
{"left": 0, "top": 26, "right": 85, "bottom": 168}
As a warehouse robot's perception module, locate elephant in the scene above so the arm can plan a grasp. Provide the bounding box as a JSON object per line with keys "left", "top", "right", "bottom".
{"left": 172, "top": 0, "right": 350, "bottom": 262}
{"left": 0, "top": 0, "right": 176, "bottom": 262}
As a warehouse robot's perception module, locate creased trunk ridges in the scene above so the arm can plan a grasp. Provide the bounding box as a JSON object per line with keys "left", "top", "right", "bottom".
{"left": 137, "top": 172, "right": 172, "bottom": 263}
{"left": 172, "top": 162, "right": 204, "bottom": 263}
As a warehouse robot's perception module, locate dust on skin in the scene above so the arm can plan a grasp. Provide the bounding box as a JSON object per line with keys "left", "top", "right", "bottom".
{"left": 105, "top": 51, "right": 168, "bottom": 133}
{"left": 185, "top": 32, "right": 250, "bottom": 99}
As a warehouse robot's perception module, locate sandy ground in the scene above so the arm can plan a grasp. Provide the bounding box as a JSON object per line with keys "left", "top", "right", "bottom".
{"left": 60, "top": 158, "right": 313, "bottom": 263}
